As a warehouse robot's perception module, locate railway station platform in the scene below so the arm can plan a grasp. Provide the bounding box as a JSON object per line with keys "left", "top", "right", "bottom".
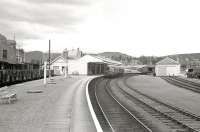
{"left": 126, "top": 75, "right": 200, "bottom": 116}
{"left": 0, "top": 76, "right": 96, "bottom": 132}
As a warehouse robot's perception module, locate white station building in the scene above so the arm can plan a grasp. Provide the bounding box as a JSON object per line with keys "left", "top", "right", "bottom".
{"left": 50, "top": 52, "right": 123, "bottom": 76}
{"left": 155, "top": 57, "right": 180, "bottom": 76}
{"left": 50, "top": 54, "right": 108, "bottom": 76}
{"left": 50, "top": 56, "right": 67, "bottom": 75}
{"left": 68, "top": 55, "right": 107, "bottom": 75}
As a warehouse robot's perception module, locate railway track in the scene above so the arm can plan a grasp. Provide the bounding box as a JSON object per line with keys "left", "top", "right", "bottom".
{"left": 111, "top": 75, "right": 200, "bottom": 132}
{"left": 161, "top": 76, "right": 200, "bottom": 93}
{"left": 88, "top": 77, "right": 152, "bottom": 132}
{"left": 88, "top": 77, "right": 112, "bottom": 132}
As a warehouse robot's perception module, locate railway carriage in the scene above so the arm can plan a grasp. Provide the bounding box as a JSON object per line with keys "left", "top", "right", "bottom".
{"left": 0, "top": 61, "right": 43, "bottom": 87}
{"left": 104, "top": 66, "right": 124, "bottom": 78}
{"left": 186, "top": 67, "right": 200, "bottom": 78}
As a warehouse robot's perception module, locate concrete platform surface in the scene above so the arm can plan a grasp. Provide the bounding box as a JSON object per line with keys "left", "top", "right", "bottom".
{"left": 0, "top": 76, "right": 96, "bottom": 132}
{"left": 126, "top": 75, "right": 200, "bottom": 116}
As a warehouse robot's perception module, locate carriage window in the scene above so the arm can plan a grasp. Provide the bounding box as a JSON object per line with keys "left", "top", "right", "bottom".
{"left": 3, "top": 49, "right": 7, "bottom": 59}
{"left": 188, "top": 69, "right": 193, "bottom": 72}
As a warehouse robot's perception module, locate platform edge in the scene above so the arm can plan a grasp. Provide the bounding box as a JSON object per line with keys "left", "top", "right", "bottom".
{"left": 86, "top": 77, "right": 103, "bottom": 132}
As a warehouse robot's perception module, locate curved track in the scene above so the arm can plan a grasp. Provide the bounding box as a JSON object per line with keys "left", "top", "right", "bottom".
{"left": 161, "top": 76, "right": 200, "bottom": 93}
{"left": 88, "top": 77, "right": 152, "bottom": 132}
{"left": 115, "top": 75, "right": 200, "bottom": 132}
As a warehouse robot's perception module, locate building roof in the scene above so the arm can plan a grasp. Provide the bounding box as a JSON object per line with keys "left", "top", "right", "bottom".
{"left": 156, "top": 57, "right": 179, "bottom": 65}
{"left": 50, "top": 55, "right": 67, "bottom": 64}
{"left": 0, "top": 34, "right": 6, "bottom": 40}
{"left": 79, "top": 55, "right": 104, "bottom": 63}
{"left": 95, "top": 55, "right": 122, "bottom": 66}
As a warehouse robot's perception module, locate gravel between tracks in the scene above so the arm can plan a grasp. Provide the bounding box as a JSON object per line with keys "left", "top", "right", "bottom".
{"left": 126, "top": 75, "right": 200, "bottom": 116}
{"left": 109, "top": 79, "right": 170, "bottom": 132}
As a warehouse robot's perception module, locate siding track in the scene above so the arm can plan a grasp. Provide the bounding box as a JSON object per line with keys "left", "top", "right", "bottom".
{"left": 116, "top": 75, "right": 200, "bottom": 132}
{"left": 161, "top": 76, "right": 200, "bottom": 93}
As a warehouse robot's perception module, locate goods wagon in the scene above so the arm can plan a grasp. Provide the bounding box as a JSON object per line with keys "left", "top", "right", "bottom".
{"left": 0, "top": 61, "right": 44, "bottom": 87}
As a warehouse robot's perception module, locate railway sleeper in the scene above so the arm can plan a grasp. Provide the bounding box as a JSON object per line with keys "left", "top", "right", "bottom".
{"left": 116, "top": 77, "right": 200, "bottom": 132}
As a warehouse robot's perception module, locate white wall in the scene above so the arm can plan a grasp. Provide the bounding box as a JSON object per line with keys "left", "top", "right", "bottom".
{"left": 50, "top": 58, "right": 67, "bottom": 75}
{"left": 155, "top": 65, "right": 180, "bottom": 76}
{"left": 68, "top": 60, "right": 88, "bottom": 75}
{"left": 67, "top": 55, "right": 104, "bottom": 75}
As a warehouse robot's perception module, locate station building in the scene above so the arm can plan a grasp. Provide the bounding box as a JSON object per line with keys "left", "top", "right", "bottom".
{"left": 50, "top": 56, "right": 67, "bottom": 75}
{"left": 68, "top": 55, "right": 107, "bottom": 75}
{"left": 0, "top": 34, "right": 25, "bottom": 64}
{"left": 0, "top": 34, "right": 16, "bottom": 64}
{"left": 50, "top": 49, "right": 124, "bottom": 76}
{"left": 155, "top": 57, "right": 180, "bottom": 76}
{"left": 65, "top": 48, "right": 83, "bottom": 59}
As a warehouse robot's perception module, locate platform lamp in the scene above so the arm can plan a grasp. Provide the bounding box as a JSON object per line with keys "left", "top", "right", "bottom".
{"left": 44, "top": 61, "right": 47, "bottom": 84}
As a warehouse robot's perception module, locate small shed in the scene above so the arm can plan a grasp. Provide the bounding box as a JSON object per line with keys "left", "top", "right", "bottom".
{"left": 68, "top": 55, "right": 107, "bottom": 75}
{"left": 50, "top": 56, "right": 67, "bottom": 75}
{"left": 155, "top": 57, "right": 180, "bottom": 76}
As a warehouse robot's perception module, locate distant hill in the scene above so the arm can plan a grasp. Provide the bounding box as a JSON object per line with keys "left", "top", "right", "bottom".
{"left": 98, "top": 52, "right": 140, "bottom": 65}
{"left": 25, "top": 51, "right": 61, "bottom": 64}
{"left": 98, "top": 52, "right": 132, "bottom": 58}
{"left": 25, "top": 50, "right": 200, "bottom": 65}
{"left": 167, "top": 53, "right": 200, "bottom": 65}
{"left": 98, "top": 52, "right": 200, "bottom": 65}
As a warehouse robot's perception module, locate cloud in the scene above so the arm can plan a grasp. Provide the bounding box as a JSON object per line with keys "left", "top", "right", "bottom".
{"left": 0, "top": 0, "right": 90, "bottom": 40}
{"left": 26, "top": 0, "right": 90, "bottom": 5}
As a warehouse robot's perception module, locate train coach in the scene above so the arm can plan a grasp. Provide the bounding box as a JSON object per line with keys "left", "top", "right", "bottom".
{"left": 186, "top": 67, "right": 200, "bottom": 79}
{"left": 0, "top": 61, "right": 44, "bottom": 87}
{"left": 104, "top": 66, "right": 124, "bottom": 78}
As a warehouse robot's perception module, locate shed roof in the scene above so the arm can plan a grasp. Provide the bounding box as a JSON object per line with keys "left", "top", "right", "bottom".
{"left": 50, "top": 55, "right": 67, "bottom": 64}
{"left": 79, "top": 55, "right": 104, "bottom": 63}
{"left": 95, "top": 56, "right": 122, "bottom": 66}
{"left": 156, "top": 57, "right": 179, "bottom": 65}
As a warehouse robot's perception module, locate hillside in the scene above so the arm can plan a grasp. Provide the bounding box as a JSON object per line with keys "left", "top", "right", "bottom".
{"left": 98, "top": 52, "right": 132, "bottom": 58}
{"left": 168, "top": 53, "right": 200, "bottom": 64}
{"left": 25, "top": 51, "right": 200, "bottom": 65}
{"left": 98, "top": 52, "right": 200, "bottom": 65}
{"left": 25, "top": 51, "right": 61, "bottom": 64}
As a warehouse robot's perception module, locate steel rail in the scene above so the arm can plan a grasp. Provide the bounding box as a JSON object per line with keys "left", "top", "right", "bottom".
{"left": 118, "top": 76, "right": 200, "bottom": 132}
{"left": 161, "top": 76, "right": 200, "bottom": 93}
{"left": 104, "top": 79, "right": 153, "bottom": 132}
{"left": 94, "top": 78, "right": 115, "bottom": 132}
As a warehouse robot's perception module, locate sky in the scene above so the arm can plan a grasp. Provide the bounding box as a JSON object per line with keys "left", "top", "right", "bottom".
{"left": 0, "top": 0, "right": 200, "bottom": 57}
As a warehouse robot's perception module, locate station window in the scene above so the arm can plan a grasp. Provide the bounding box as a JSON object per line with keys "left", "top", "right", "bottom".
{"left": 2, "top": 49, "right": 7, "bottom": 59}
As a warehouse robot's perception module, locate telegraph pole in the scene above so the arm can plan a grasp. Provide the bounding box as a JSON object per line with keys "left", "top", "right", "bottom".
{"left": 49, "top": 40, "right": 51, "bottom": 79}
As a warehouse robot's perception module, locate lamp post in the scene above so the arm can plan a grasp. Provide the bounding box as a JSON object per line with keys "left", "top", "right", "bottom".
{"left": 44, "top": 61, "right": 47, "bottom": 84}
